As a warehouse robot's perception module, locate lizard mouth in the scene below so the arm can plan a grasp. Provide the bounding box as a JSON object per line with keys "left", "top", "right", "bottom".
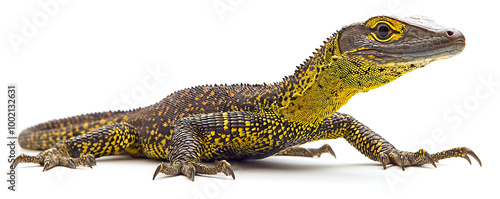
{"left": 395, "top": 28, "right": 466, "bottom": 63}
{"left": 357, "top": 33, "right": 465, "bottom": 66}
{"left": 393, "top": 39, "right": 465, "bottom": 62}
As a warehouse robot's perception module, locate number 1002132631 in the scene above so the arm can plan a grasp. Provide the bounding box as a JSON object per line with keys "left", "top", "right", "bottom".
{"left": 8, "top": 85, "right": 16, "bottom": 136}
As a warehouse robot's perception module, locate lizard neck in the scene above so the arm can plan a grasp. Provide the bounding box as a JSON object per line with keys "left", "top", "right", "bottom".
{"left": 271, "top": 32, "right": 362, "bottom": 126}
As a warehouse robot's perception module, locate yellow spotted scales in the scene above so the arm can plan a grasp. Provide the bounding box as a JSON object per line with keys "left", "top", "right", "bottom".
{"left": 11, "top": 16, "right": 481, "bottom": 181}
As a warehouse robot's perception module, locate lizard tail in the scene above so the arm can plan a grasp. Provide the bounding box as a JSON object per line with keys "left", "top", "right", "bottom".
{"left": 18, "top": 110, "right": 130, "bottom": 150}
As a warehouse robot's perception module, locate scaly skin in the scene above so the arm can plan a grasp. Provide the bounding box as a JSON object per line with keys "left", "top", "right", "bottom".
{"left": 11, "top": 16, "right": 481, "bottom": 181}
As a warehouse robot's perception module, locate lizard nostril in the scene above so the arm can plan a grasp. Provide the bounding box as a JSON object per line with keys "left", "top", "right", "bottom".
{"left": 442, "top": 29, "right": 464, "bottom": 42}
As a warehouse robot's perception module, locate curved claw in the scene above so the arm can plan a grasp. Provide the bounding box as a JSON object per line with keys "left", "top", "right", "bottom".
{"left": 418, "top": 149, "right": 436, "bottom": 168}
{"left": 386, "top": 152, "right": 407, "bottom": 171}
{"left": 398, "top": 154, "right": 406, "bottom": 171}
{"left": 10, "top": 155, "right": 21, "bottom": 169}
{"left": 424, "top": 151, "right": 437, "bottom": 168}
{"left": 463, "top": 155, "right": 472, "bottom": 165}
{"left": 466, "top": 149, "right": 482, "bottom": 166}
{"left": 303, "top": 149, "right": 314, "bottom": 157}
{"left": 67, "top": 158, "right": 76, "bottom": 169}
{"left": 322, "top": 144, "right": 336, "bottom": 158}
{"left": 77, "top": 154, "right": 96, "bottom": 168}
{"left": 81, "top": 159, "right": 91, "bottom": 168}
{"left": 226, "top": 168, "right": 235, "bottom": 180}
{"left": 377, "top": 153, "right": 390, "bottom": 170}
{"left": 10, "top": 154, "right": 23, "bottom": 169}
{"left": 152, "top": 163, "right": 164, "bottom": 180}
{"left": 181, "top": 164, "right": 196, "bottom": 181}
{"left": 84, "top": 157, "right": 94, "bottom": 168}
{"left": 42, "top": 159, "right": 57, "bottom": 172}
{"left": 42, "top": 164, "right": 50, "bottom": 172}
{"left": 218, "top": 160, "right": 235, "bottom": 180}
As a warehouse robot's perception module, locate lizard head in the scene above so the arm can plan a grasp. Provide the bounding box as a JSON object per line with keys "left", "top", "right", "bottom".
{"left": 329, "top": 15, "right": 465, "bottom": 92}
{"left": 275, "top": 16, "right": 465, "bottom": 124}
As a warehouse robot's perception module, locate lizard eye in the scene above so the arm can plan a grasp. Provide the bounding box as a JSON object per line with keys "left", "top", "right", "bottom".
{"left": 374, "top": 23, "right": 393, "bottom": 41}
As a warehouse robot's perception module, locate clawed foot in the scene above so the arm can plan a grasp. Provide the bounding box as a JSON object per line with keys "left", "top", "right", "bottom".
{"left": 152, "top": 160, "right": 235, "bottom": 181}
{"left": 278, "top": 144, "right": 336, "bottom": 158}
{"left": 40, "top": 154, "right": 96, "bottom": 171}
{"left": 377, "top": 147, "right": 481, "bottom": 170}
{"left": 10, "top": 146, "right": 96, "bottom": 171}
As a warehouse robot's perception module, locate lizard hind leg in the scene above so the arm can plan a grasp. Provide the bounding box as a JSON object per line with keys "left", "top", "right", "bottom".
{"left": 277, "top": 144, "right": 336, "bottom": 158}
{"left": 11, "top": 123, "right": 139, "bottom": 171}
{"left": 11, "top": 147, "right": 96, "bottom": 171}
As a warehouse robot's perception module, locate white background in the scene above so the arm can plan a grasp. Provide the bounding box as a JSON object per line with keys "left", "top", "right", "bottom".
{"left": 1, "top": 0, "right": 499, "bottom": 198}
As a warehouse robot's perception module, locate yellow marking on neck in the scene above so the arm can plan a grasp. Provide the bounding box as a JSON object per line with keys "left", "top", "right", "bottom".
{"left": 342, "top": 47, "right": 371, "bottom": 55}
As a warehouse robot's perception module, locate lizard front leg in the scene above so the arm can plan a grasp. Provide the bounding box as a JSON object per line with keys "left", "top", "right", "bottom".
{"left": 11, "top": 123, "right": 141, "bottom": 171}
{"left": 319, "top": 112, "right": 482, "bottom": 170}
{"left": 152, "top": 117, "right": 234, "bottom": 181}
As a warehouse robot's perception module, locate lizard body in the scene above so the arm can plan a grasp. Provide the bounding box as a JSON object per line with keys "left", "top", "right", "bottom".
{"left": 12, "top": 16, "right": 481, "bottom": 180}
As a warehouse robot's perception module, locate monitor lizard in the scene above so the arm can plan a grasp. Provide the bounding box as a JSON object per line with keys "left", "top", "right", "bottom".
{"left": 11, "top": 15, "right": 481, "bottom": 181}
